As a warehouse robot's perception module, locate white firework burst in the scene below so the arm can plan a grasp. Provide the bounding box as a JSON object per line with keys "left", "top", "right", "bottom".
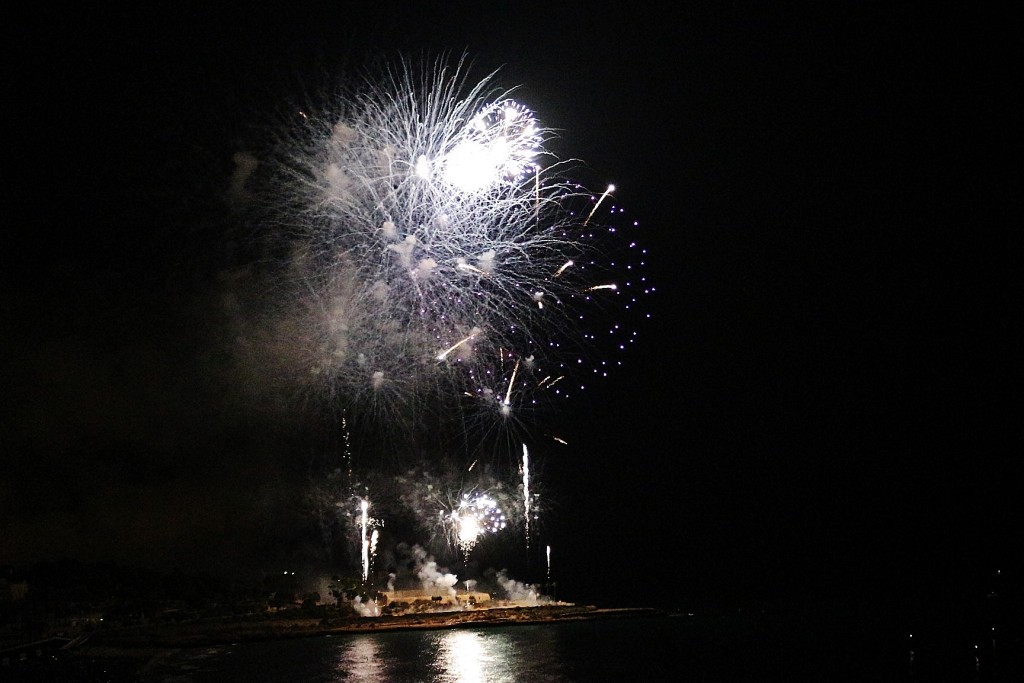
{"left": 242, "top": 55, "right": 651, "bottom": 439}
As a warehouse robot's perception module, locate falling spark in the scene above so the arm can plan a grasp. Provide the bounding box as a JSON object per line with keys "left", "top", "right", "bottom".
{"left": 455, "top": 259, "right": 486, "bottom": 275}
{"left": 554, "top": 260, "right": 574, "bottom": 277}
{"left": 538, "top": 375, "right": 565, "bottom": 388}
{"left": 583, "top": 184, "right": 616, "bottom": 227}
{"left": 503, "top": 358, "right": 521, "bottom": 406}
{"left": 437, "top": 328, "right": 481, "bottom": 361}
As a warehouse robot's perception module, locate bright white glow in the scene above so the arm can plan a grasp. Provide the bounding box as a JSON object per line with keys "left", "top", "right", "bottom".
{"left": 458, "top": 515, "right": 481, "bottom": 544}
{"left": 444, "top": 140, "right": 494, "bottom": 191}
{"left": 439, "top": 631, "right": 487, "bottom": 683}
{"left": 440, "top": 99, "right": 540, "bottom": 192}
{"left": 415, "top": 154, "right": 431, "bottom": 179}
{"left": 451, "top": 493, "right": 507, "bottom": 556}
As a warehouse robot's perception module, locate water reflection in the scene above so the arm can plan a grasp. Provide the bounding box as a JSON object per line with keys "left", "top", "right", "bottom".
{"left": 334, "top": 635, "right": 389, "bottom": 682}
{"left": 439, "top": 631, "right": 501, "bottom": 683}
{"left": 328, "top": 626, "right": 566, "bottom": 683}
{"left": 434, "top": 628, "right": 565, "bottom": 683}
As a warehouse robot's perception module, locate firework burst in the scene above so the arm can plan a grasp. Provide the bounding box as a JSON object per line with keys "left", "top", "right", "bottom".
{"left": 450, "top": 493, "right": 508, "bottom": 557}
{"left": 234, "top": 55, "right": 651, "bottom": 583}
{"left": 240, "top": 55, "right": 652, "bottom": 437}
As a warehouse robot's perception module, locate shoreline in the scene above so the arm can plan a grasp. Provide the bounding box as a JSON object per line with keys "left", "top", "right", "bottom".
{"left": 76, "top": 604, "right": 665, "bottom": 651}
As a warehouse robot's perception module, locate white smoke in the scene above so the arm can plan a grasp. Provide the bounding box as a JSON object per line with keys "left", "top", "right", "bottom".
{"left": 351, "top": 595, "right": 381, "bottom": 617}
{"left": 495, "top": 569, "right": 540, "bottom": 605}
{"left": 412, "top": 544, "right": 458, "bottom": 598}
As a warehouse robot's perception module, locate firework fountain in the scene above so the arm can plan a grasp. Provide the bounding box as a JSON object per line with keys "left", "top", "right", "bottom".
{"left": 522, "top": 444, "right": 531, "bottom": 552}
{"left": 359, "top": 499, "right": 370, "bottom": 582}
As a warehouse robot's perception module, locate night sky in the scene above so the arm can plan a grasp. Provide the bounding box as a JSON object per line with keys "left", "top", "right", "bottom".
{"left": 4, "top": 4, "right": 1020, "bottom": 609}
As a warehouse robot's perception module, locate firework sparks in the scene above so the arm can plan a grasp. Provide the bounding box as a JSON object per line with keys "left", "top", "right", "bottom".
{"left": 238, "top": 55, "right": 652, "bottom": 431}
{"left": 237, "top": 55, "right": 654, "bottom": 581}
{"left": 451, "top": 493, "right": 507, "bottom": 557}
{"left": 439, "top": 99, "right": 541, "bottom": 192}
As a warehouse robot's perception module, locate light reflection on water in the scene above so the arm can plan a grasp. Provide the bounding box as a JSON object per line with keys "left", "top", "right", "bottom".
{"left": 330, "top": 627, "right": 565, "bottom": 683}
{"left": 334, "top": 635, "right": 387, "bottom": 682}
{"left": 138, "top": 616, "right": 709, "bottom": 683}
{"left": 141, "top": 614, "right": 962, "bottom": 682}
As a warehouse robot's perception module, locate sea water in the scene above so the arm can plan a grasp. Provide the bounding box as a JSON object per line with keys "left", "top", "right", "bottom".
{"left": 136, "top": 608, "right": 1015, "bottom": 682}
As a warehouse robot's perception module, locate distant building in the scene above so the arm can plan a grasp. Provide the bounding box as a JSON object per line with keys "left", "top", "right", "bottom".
{"left": 381, "top": 588, "right": 491, "bottom": 608}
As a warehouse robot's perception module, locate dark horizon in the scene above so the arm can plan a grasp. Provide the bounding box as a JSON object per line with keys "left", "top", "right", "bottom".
{"left": 4, "top": 4, "right": 1019, "bottom": 613}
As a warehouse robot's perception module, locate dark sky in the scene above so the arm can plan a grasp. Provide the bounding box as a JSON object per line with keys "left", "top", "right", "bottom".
{"left": 4, "top": 3, "right": 1020, "bottom": 608}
